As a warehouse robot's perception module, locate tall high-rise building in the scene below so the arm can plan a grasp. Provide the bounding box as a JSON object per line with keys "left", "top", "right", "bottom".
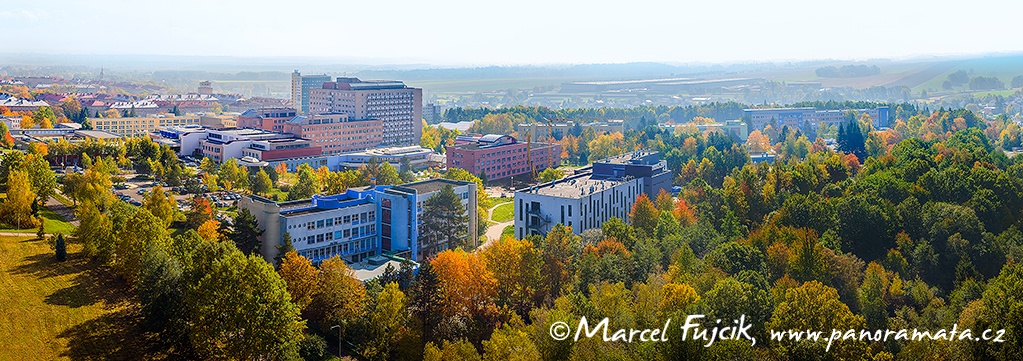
{"left": 291, "top": 71, "right": 331, "bottom": 115}
{"left": 308, "top": 77, "right": 423, "bottom": 147}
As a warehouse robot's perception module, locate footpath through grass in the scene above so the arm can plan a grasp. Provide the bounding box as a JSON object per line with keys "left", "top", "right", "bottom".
{"left": 0, "top": 207, "right": 76, "bottom": 235}
{"left": 491, "top": 203, "right": 514, "bottom": 222}
{"left": 0, "top": 236, "right": 152, "bottom": 360}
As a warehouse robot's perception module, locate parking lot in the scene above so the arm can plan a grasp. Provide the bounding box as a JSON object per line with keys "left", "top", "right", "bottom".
{"left": 112, "top": 177, "right": 242, "bottom": 217}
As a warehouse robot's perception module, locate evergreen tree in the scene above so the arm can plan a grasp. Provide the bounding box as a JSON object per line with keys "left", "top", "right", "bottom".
{"left": 37, "top": 216, "right": 45, "bottom": 239}
{"left": 274, "top": 232, "right": 295, "bottom": 267}
{"left": 229, "top": 208, "right": 263, "bottom": 255}
{"left": 836, "top": 119, "right": 866, "bottom": 159}
{"left": 411, "top": 261, "right": 443, "bottom": 344}
{"left": 55, "top": 234, "right": 66, "bottom": 262}
{"left": 420, "top": 185, "right": 469, "bottom": 254}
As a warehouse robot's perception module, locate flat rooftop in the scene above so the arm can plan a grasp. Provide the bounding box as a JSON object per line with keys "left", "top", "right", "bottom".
{"left": 517, "top": 172, "right": 626, "bottom": 199}
{"left": 396, "top": 178, "right": 470, "bottom": 195}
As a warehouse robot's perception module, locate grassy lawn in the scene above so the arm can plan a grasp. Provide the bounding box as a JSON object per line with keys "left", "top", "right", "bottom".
{"left": 491, "top": 197, "right": 514, "bottom": 205}
{"left": 492, "top": 203, "right": 514, "bottom": 222}
{"left": 501, "top": 225, "right": 514, "bottom": 238}
{"left": 0, "top": 207, "right": 75, "bottom": 235}
{"left": 0, "top": 235, "right": 151, "bottom": 360}
{"left": 52, "top": 193, "right": 73, "bottom": 207}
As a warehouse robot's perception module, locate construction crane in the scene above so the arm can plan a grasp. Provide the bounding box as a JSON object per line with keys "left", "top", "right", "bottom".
{"left": 540, "top": 117, "right": 557, "bottom": 171}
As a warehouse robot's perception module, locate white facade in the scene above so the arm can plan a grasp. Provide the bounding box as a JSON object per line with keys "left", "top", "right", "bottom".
{"left": 281, "top": 201, "right": 379, "bottom": 264}
{"left": 514, "top": 173, "right": 643, "bottom": 238}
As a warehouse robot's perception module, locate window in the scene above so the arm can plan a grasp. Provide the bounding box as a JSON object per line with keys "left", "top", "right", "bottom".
{"left": 325, "top": 219, "right": 333, "bottom": 227}
{"left": 343, "top": 229, "right": 350, "bottom": 238}
{"left": 316, "top": 220, "right": 325, "bottom": 228}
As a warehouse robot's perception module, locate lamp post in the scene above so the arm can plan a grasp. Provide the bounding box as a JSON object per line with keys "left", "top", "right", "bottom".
{"left": 330, "top": 324, "right": 342, "bottom": 356}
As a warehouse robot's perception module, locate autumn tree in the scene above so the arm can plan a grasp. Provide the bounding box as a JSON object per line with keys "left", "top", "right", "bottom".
{"left": 185, "top": 196, "right": 214, "bottom": 230}
{"left": 481, "top": 237, "right": 543, "bottom": 315}
{"left": 278, "top": 251, "right": 318, "bottom": 312}
{"left": 288, "top": 164, "right": 321, "bottom": 200}
{"left": 629, "top": 193, "right": 659, "bottom": 236}
{"left": 144, "top": 185, "right": 177, "bottom": 227}
{"left": 769, "top": 281, "right": 868, "bottom": 359}
{"left": 588, "top": 132, "right": 625, "bottom": 162}
{"left": 431, "top": 249, "right": 499, "bottom": 344}
{"left": 307, "top": 256, "right": 367, "bottom": 335}
{"left": 251, "top": 168, "right": 272, "bottom": 196}
{"left": 362, "top": 282, "right": 411, "bottom": 360}
{"left": 377, "top": 162, "right": 401, "bottom": 185}
{"left": 115, "top": 208, "right": 171, "bottom": 287}
{"left": 197, "top": 220, "right": 223, "bottom": 242}
{"left": 538, "top": 223, "right": 581, "bottom": 301}
{"left": 745, "top": 129, "right": 772, "bottom": 153}
{"left": 537, "top": 167, "right": 565, "bottom": 183}
{"left": 188, "top": 250, "right": 304, "bottom": 360}
{"left": 1, "top": 170, "right": 38, "bottom": 229}
{"left": 323, "top": 169, "right": 363, "bottom": 194}
{"left": 481, "top": 317, "right": 541, "bottom": 361}
{"left": 23, "top": 153, "right": 56, "bottom": 205}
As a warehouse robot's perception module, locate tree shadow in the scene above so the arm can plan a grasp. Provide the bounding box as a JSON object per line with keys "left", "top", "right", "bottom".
{"left": 9, "top": 250, "right": 90, "bottom": 279}
{"left": 57, "top": 306, "right": 152, "bottom": 361}
{"left": 44, "top": 266, "right": 131, "bottom": 308}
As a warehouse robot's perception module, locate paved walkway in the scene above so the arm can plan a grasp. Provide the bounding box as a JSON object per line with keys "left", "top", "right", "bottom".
{"left": 481, "top": 202, "right": 514, "bottom": 249}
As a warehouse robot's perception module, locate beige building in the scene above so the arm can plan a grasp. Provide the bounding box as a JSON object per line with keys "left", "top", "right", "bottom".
{"left": 200, "top": 113, "right": 238, "bottom": 129}
{"left": 308, "top": 77, "right": 422, "bottom": 147}
{"left": 90, "top": 114, "right": 201, "bottom": 137}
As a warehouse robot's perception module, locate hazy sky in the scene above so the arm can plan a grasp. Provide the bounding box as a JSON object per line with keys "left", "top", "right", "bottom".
{"left": 2, "top": 0, "right": 1021, "bottom": 65}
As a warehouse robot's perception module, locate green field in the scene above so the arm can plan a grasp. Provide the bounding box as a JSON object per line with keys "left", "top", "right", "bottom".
{"left": 501, "top": 225, "right": 514, "bottom": 238}
{"left": 0, "top": 236, "right": 150, "bottom": 360}
{"left": 491, "top": 203, "right": 514, "bottom": 222}
{"left": 0, "top": 207, "right": 76, "bottom": 235}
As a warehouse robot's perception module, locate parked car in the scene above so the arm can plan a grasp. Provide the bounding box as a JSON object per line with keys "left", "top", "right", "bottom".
{"left": 137, "top": 189, "right": 147, "bottom": 195}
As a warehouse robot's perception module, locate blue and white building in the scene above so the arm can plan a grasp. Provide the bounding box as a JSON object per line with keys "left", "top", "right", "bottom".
{"left": 239, "top": 178, "right": 477, "bottom": 264}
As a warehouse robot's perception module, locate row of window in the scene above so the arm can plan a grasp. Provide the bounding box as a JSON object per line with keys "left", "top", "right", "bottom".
{"left": 299, "top": 238, "right": 379, "bottom": 261}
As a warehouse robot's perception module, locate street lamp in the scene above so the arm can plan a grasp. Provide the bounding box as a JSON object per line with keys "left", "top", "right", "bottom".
{"left": 330, "top": 324, "right": 342, "bottom": 356}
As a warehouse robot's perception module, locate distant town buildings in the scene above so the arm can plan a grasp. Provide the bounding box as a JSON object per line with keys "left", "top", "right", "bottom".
{"left": 515, "top": 119, "right": 625, "bottom": 140}
{"left": 291, "top": 71, "right": 331, "bottom": 115}
{"left": 197, "top": 80, "right": 213, "bottom": 96}
{"left": 743, "top": 106, "right": 891, "bottom": 131}
{"left": 238, "top": 178, "right": 478, "bottom": 263}
{"left": 661, "top": 119, "right": 749, "bottom": 141}
{"left": 446, "top": 134, "right": 560, "bottom": 182}
{"left": 513, "top": 151, "right": 671, "bottom": 238}
{"left": 308, "top": 77, "right": 423, "bottom": 147}
{"left": 423, "top": 103, "right": 442, "bottom": 123}
{"left": 0, "top": 96, "right": 50, "bottom": 112}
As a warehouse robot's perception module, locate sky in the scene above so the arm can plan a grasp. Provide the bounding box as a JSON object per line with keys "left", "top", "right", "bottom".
{"left": 1, "top": 0, "right": 1021, "bottom": 66}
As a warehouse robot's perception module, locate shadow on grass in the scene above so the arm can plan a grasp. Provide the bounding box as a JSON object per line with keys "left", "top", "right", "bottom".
{"left": 10, "top": 250, "right": 91, "bottom": 279}
{"left": 44, "top": 267, "right": 131, "bottom": 308}
{"left": 57, "top": 306, "right": 150, "bottom": 361}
